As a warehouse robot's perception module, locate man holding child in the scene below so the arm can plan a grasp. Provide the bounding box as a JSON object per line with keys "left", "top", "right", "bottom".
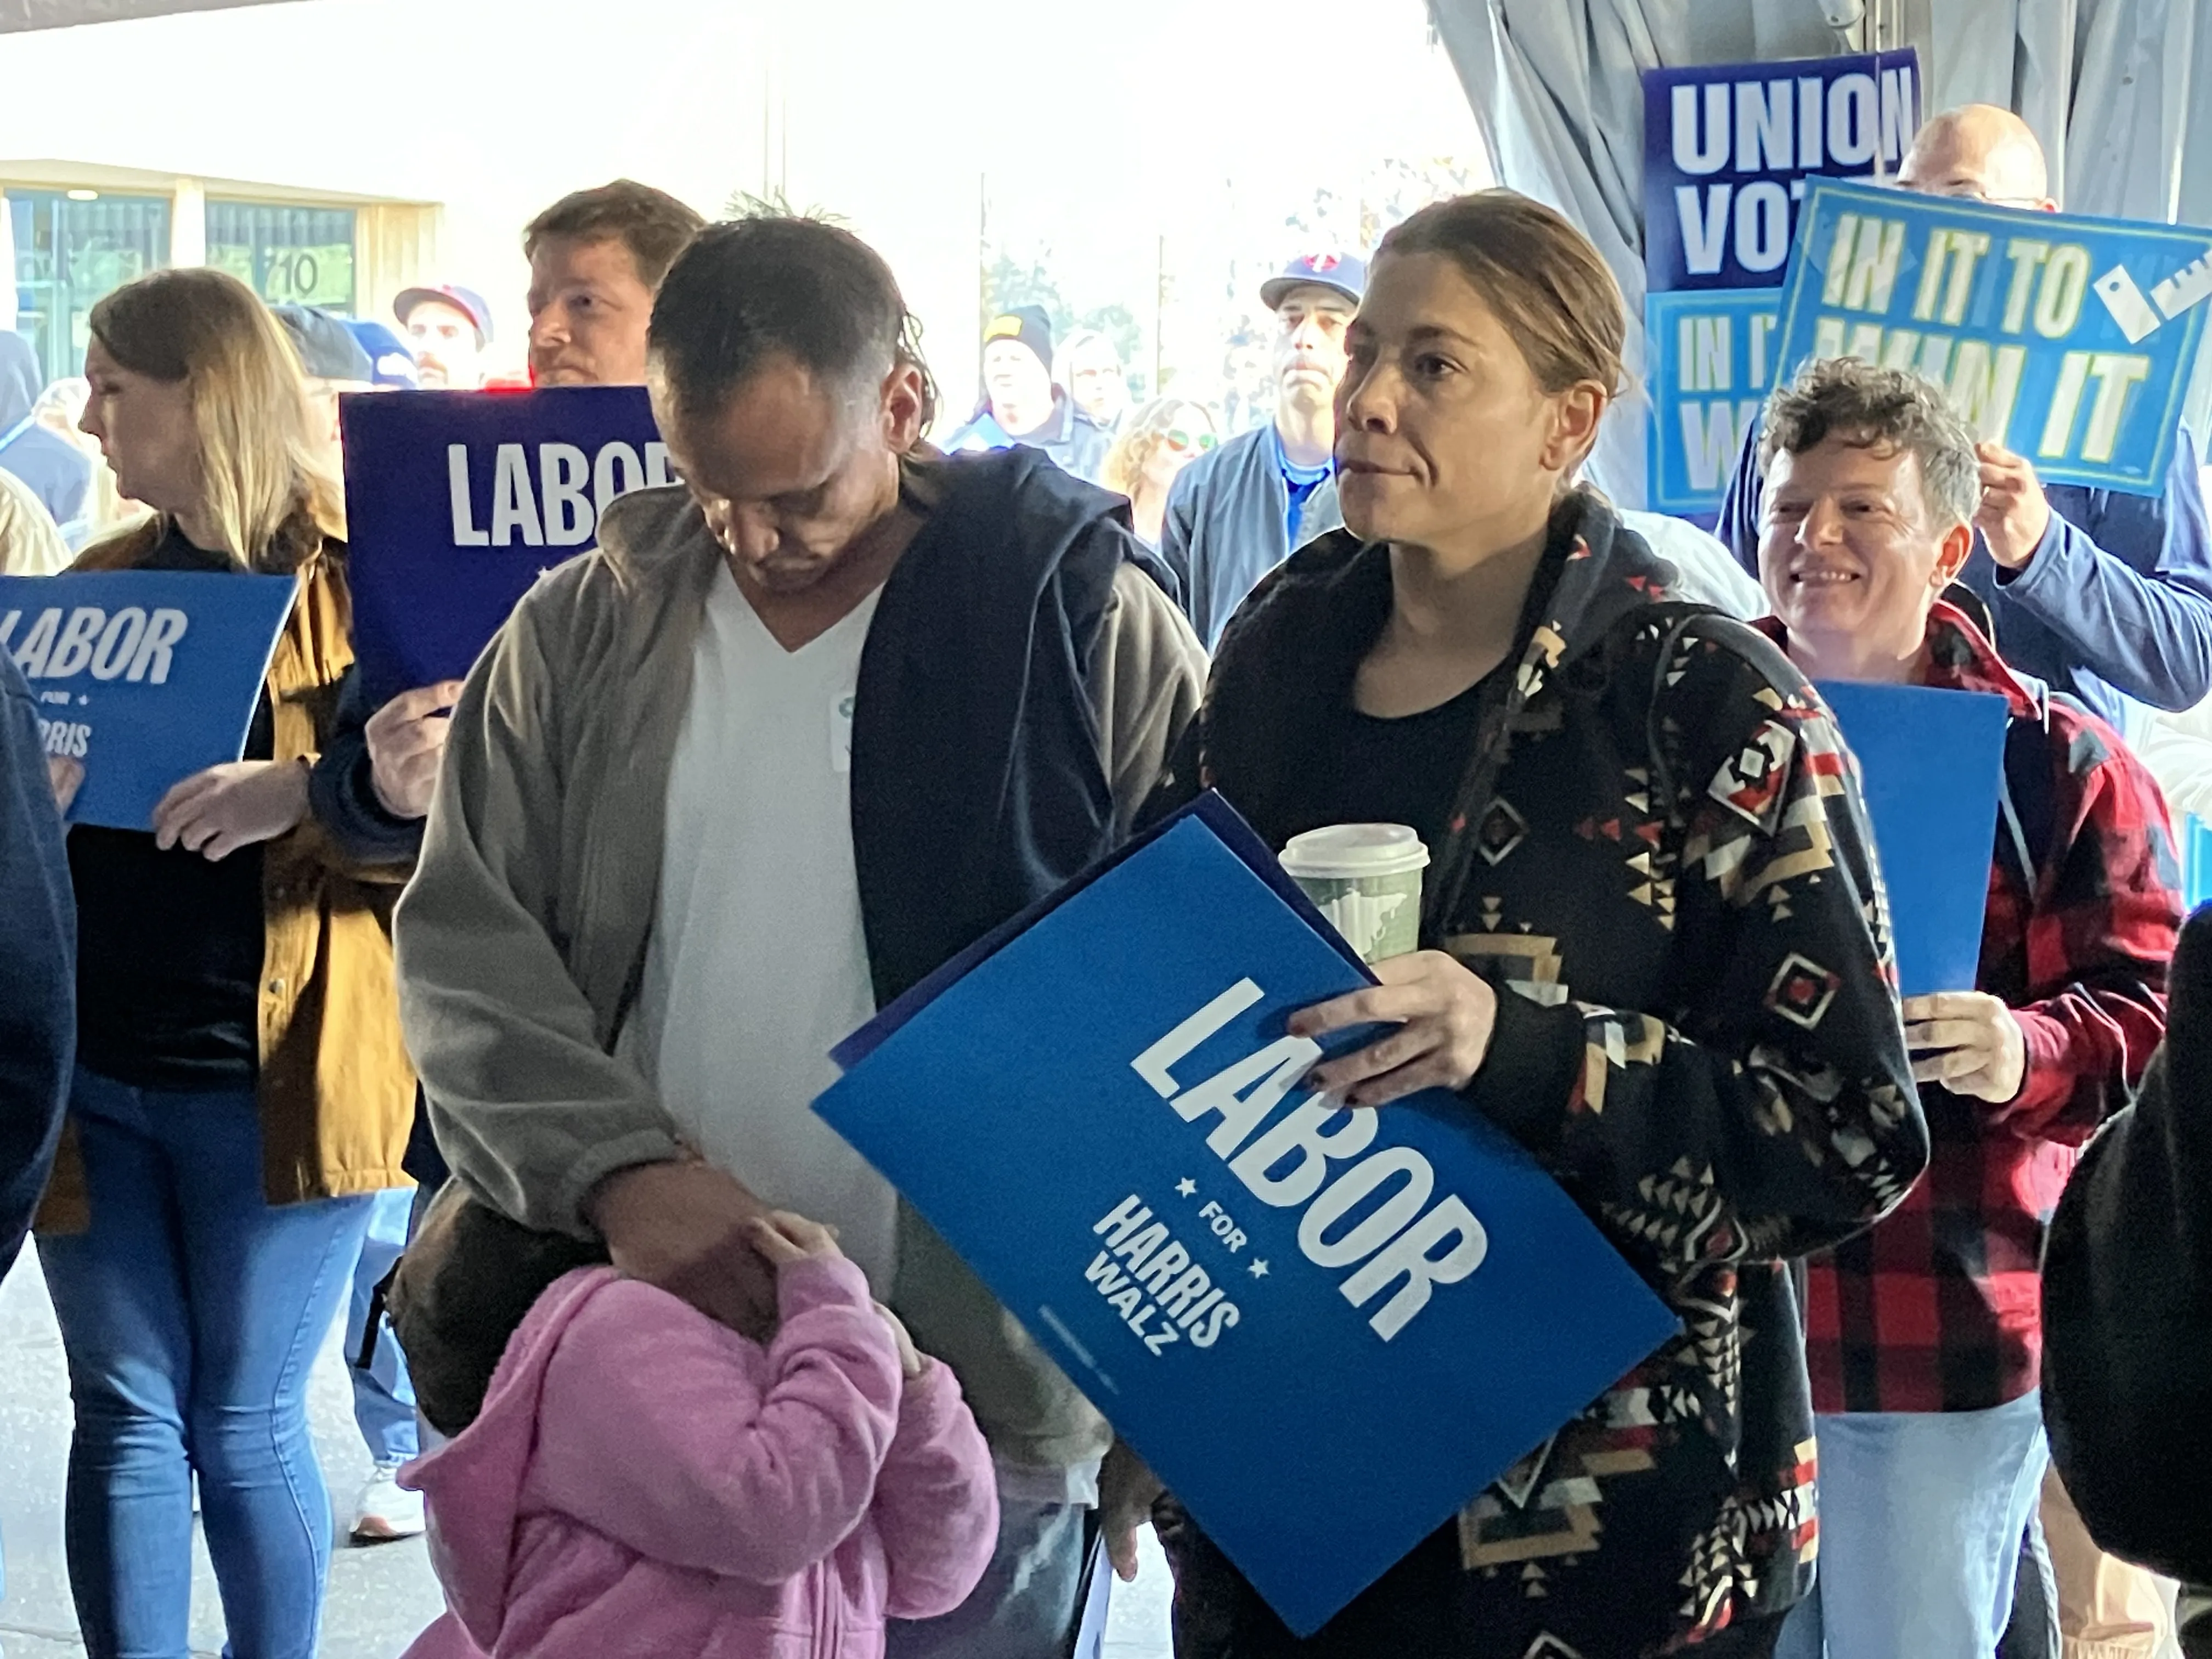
{"left": 394, "top": 212, "right": 1206, "bottom": 1657}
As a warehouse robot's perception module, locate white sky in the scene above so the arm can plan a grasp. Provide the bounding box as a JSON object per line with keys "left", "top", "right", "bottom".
{"left": 0, "top": 0, "right": 1487, "bottom": 398}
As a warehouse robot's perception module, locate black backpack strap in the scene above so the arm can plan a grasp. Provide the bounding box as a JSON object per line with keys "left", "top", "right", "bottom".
{"left": 354, "top": 1261, "right": 400, "bottom": 1372}
{"left": 1996, "top": 684, "right": 2063, "bottom": 898}
{"left": 1641, "top": 601, "right": 1736, "bottom": 826}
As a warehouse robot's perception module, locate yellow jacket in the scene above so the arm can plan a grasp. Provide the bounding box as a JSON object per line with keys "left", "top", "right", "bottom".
{"left": 38, "top": 515, "right": 416, "bottom": 1231}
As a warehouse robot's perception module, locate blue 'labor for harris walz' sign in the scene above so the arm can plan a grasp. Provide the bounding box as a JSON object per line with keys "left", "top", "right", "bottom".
{"left": 1647, "top": 287, "right": 1784, "bottom": 515}
{"left": 1815, "top": 681, "right": 2010, "bottom": 1000}
{"left": 1642, "top": 49, "right": 1919, "bottom": 292}
{"left": 815, "top": 796, "right": 1678, "bottom": 1637}
{"left": 0, "top": 571, "right": 297, "bottom": 831}
{"left": 1775, "top": 179, "right": 2212, "bottom": 493}
{"left": 340, "top": 384, "right": 667, "bottom": 705}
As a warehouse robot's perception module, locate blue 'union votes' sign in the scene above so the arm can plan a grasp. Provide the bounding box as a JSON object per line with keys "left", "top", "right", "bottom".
{"left": 0, "top": 570, "right": 296, "bottom": 830}
{"left": 1642, "top": 50, "right": 1920, "bottom": 293}
{"left": 814, "top": 797, "right": 1678, "bottom": 1637}
{"left": 1774, "top": 178, "right": 2212, "bottom": 493}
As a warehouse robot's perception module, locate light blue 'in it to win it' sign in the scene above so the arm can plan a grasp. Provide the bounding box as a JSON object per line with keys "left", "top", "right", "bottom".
{"left": 1646, "top": 288, "right": 1784, "bottom": 515}
{"left": 1774, "top": 178, "right": 2212, "bottom": 493}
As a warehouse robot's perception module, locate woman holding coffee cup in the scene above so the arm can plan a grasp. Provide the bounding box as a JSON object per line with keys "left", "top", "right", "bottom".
{"left": 1140, "top": 190, "right": 1926, "bottom": 1658}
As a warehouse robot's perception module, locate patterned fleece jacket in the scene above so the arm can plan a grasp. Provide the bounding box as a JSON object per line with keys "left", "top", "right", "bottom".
{"left": 1147, "top": 493, "right": 1927, "bottom": 1658}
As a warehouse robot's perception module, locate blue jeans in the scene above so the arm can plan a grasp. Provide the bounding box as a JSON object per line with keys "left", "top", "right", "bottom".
{"left": 36, "top": 1068, "right": 373, "bottom": 1659}
{"left": 1776, "top": 1391, "right": 2052, "bottom": 1659}
{"left": 342, "top": 1186, "right": 419, "bottom": 1467}
{"left": 885, "top": 1497, "right": 1091, "bottom": 1659}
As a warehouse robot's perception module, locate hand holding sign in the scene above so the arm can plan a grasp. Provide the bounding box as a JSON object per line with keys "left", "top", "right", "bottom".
{"left": 1974, "top": 443, "right": 2056, "bottom": 568}
{"left": 1293, "top": 951, "right": 1500, "bottom": 1107}
{"left": 365, "top": 680, "right": 466, "bottom": 820}
{"left": 48, "top": 756, "right": 83, "bottom": 815}
{"left": 815, "top": 798, "right": 1680, "bottom": 1634}
{"left": 2, "top": 572, "right": 298, "bottom": 831}
{"left": 1099, "top": 1438, "right": 1165, "bottom": 1583}
{"left": 153, "top": 759, "right": 308, "bottom": 862}
{"left": 1903, "top": 990, "right": 2027, "bottom": 1102}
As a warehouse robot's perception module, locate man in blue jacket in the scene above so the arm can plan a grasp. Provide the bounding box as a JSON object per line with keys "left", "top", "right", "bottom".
{"left": 1716, "top": 105, "right": 2212, "bottom": 729}
{"left": 0, "top": 331, "right": 92, "bottom": 534}
{"left": 310, "top": 178, "right": 707, "bottom": 1545}
{"left": 1, "top": 645, "right": 73, "bottom": 1281}
{"left": 1161, "top": 253, "right": 1364, "bottom": 647}
{"left": 936, "top": 306, "right": 1112, "bottom": 483}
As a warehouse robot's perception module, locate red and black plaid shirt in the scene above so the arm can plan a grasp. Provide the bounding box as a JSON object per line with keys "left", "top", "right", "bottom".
{"left": 1773, "top": 606, "right": 2180, "bottom": 1413}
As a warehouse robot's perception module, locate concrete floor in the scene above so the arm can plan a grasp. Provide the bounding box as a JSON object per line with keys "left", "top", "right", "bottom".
{"left": 0, "top": 1252, "right": 1173, "bottom": 1657}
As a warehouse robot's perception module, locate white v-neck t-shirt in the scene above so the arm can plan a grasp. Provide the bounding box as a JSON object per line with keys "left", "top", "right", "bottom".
{"left": 625, "top": 570, "right": 898, "bottom": 1291}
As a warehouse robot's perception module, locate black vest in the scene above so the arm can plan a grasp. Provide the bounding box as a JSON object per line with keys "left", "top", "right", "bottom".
{"left": 851, "top": 446, "right": 1161, "bottom": 1005}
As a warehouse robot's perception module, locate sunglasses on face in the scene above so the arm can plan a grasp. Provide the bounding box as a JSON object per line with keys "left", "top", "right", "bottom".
{"left": 1164, "top": 428, "right": 1217, "bottom": 453}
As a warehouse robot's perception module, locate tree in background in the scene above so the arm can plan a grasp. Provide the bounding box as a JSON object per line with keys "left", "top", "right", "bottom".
{"left": 981, "top": 250, "right": 1145, "bottom": 399}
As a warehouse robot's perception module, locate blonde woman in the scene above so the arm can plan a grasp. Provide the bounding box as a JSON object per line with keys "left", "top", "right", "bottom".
{"left": 0, "top": 463, "right": 68, "bottom": 574}
{"left": 35, "top": 268, "right": 414, "bottom": 1659}
{"left": 1100, "top": 397, "right": 1218, "bottom": 549}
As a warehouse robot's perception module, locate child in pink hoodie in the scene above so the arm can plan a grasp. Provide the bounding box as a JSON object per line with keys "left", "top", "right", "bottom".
{"left": 385, "top": 1184, "right": 999, "bottom": 1659}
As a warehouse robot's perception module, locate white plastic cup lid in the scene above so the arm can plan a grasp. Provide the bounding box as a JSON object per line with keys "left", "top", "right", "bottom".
{"left": 1279, "top": 823, "right": 1431, "bottom": 880}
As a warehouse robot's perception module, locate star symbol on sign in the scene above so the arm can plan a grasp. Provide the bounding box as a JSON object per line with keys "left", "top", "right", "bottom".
{"left": 1249, "top": 1260, "right": 1269, "bottom": 1279}
{"left": 1175, "top": 1178, "right": 1197, "bottom": 1198}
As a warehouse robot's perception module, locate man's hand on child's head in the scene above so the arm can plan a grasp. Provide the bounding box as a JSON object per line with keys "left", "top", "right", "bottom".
{"left": 742, "top": 1211, "right": 843, "bottom": 1268}
{"left": 588, "top": 1161, "right": 776, "bottom": 1337}
{"left": 873, "top": 1301, "right": 926, "bottom": 1379}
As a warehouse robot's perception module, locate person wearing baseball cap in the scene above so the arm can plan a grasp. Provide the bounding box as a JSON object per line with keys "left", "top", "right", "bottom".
{"left": 319, "top": 184, "right": 701, "bottom": 1550}
{"left": 1160, "top": 252, "right": 1366, "bottom": 647}
{"left": 937, "top": 303, "right": 1110, "bottom": 483}
{"left": 343, "top": 319, "right": 420, "bottom": 390}
{"left": 394, "top": 283, "right": 493, "bottom": 390}
{"left": 272, "top": 303, "right": 376, "bottom": 456}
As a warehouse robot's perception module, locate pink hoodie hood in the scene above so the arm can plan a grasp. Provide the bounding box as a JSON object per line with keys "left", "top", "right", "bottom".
{"left": 409, "top": 1266, "right": 608, "bottom": 1651}
{"left": 400, "top": 1260, "right": 999, "bottom": 1659}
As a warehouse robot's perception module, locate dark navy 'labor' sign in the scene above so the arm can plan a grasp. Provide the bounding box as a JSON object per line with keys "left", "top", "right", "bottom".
{"left": 1775, "top": 179, "right": 2212, "bottom": 493}
{"left": 1642, "top": 50, "right": 1920, "bottom": 293}
{"left": 816, "top": 796, "right": 1679, "bottom": 1637}
{"left": 341, "top": 385, "right": 667, "bottom": 705}
{"left": 0, "top": 571, "right": 297, "bottom": 830}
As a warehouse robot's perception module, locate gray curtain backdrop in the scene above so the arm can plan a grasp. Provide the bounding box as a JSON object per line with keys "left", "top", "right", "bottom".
{"left": 1429, "top": 0, "right": 2211, "bottom": 504}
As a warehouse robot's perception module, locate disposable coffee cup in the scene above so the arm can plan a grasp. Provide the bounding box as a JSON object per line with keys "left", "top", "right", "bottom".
{"left": 1279, "top": 823, "right": 1430, "bottom": 964}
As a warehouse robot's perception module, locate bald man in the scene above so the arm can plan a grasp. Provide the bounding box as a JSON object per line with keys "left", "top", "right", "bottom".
{"left": 1901, "top": 103, "right": 2056, "bottom": 207}
{"left": 1718, "top": 104, "right": 2212, "bottom": 732}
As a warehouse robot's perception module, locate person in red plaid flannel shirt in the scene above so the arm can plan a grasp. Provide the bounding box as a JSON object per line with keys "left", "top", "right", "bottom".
{"left": 1746, "top": 357, "right": 2183, "bottom": 1659}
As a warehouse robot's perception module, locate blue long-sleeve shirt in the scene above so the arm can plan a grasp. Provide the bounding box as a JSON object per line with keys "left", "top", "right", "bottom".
{"left": 1, "top": 648, "right": 74, "bottom": 1279}
{"left": 307, "top": 665, "right": 427, "bottom": 865}
{"left": 1717, "top": 417, "right": 2212, "bottom": 727}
